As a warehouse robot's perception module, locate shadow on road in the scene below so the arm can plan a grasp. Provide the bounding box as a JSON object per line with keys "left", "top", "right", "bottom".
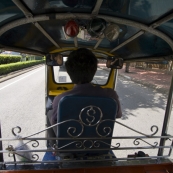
{"left": 116, "top": 76, "right": 168, "bottom": 120}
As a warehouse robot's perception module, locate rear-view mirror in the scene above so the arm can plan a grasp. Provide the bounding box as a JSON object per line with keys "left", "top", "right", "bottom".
{"left": 106, "top": 57, "right": 123, "bottom": 69}
{"left": 46, "top": 53, "right": 63, "bottom": 66}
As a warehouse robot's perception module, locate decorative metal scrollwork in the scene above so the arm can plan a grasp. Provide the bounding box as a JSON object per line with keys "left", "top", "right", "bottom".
{"left": 12, "top": 126, "right": 21, "bottom": 136}
{"left": 150, "top": 125, "right": 159, "bottom": 136}
{"left": 96, "top": 120, "right": 113, "bottom": 137}
{"left": 97, "top": 119, "right": 159, "bottom": 137}
{"left": 94, "top": 141, "right": 100, "bottom": 148}
{"left": 54, "top": 140, "right": 95, "bottom": 149}
{"left": 31, "top": 154, "right": 39, "bottom": 161}
{"left": 79, "top": 106, "right": 103, "bottom": 126}
{"left": 6, "top": 144, "right": 39, "bottom": 162}
{"left": 86, "top": 107, "right": 96, "bottom": 125}
{"left": 7, "top": 126, "right": 40, "bottom": 162}
{"left": 11, "top": 127, "right": 40, "bottom": 149}
{"left": 67, "top": 121, "right": 84, "bottom": 137}
{"left": 31, "top": 140, "right": 39, "bottom": 147}
{"left": 23, "top": 140, "right": 39, "bottom": 148}
{"left": 6, "top": 145, "right": 15, "bottom": 157}
{"left": 115, "top": 121, "right": 159, "bottom": 137}
{"left": 53, "top": 140, "right": 121, "bottom": 150}
{"left": 94, "top": 141, "right": 120, "bottom": 148}
{"left": 76, "top": 141, "right": 83, "bottom": 148}
{"left": 83, "top": 140, "right": 94, "bottom": 149}
{"left": 4, "top": 104, "right": 165, "bottom": 165}
{"left": 134, "top": 138, "right": 158, "bottom": 148}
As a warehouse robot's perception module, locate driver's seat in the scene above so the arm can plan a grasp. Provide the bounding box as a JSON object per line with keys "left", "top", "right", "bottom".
{"left": 56, "top": 95, "right": 118, "bottom": 158}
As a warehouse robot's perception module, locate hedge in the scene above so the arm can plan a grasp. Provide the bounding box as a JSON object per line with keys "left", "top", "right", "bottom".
{"left": 0, "top": 55, "right": 22, "bottom": 64}
{"left": 0, "top": 60, "right": 45, "bottom": 75}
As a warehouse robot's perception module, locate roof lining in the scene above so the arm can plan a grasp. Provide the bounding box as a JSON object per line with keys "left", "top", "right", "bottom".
{"left": 12, "top": 0, "right": 61, "bottom": 49}
{"left": 91, "top": 0, "right": 104, "bottom": 17}
{"left": 109, "top": 11, "right": 173, "bottom": 53}
{"left": 0, "top": 13, "right": 173, "bottom": 54}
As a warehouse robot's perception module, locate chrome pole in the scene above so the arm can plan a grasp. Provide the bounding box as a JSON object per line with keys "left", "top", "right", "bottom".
{"left": 0, "top": 121, "right": 5, "bottom": 169}
{"left": 158, "top": 71, "right": 173, "bottom": 156}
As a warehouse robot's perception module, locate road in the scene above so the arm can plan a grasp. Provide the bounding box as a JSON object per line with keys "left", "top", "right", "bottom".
{"left": 0, "top": 66, "right": 172, "bottom": 161}
{"left": 115, "top": 75, "right": 173, "bottom": 159}
{"left": 0, "top": 66, "right": 46, "bottom": 161}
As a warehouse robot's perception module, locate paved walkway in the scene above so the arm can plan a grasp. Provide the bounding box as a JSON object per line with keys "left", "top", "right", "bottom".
{"left": 118, "top": 66, "right": 173, "bottom": 94}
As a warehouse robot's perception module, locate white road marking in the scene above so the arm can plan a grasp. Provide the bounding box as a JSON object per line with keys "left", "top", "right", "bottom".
{"left": 0, "top": 67, "right": 44, "bottom": 91}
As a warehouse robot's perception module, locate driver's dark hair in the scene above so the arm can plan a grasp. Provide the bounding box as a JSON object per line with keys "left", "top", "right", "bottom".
{"left": 65, "top": 48, "right": 98, "bottom": 84}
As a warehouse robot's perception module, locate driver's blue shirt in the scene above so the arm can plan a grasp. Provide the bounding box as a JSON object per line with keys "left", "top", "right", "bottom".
{"left": 51, "top": 83, "right": 122, "bottom": 125}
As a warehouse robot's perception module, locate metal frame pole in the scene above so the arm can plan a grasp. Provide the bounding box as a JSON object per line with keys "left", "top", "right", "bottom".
{"left": 0, "top": 121, "right": 5, "bottom": 169}
{"left": 158, "top": 72, "right": 173, "bottom": 156}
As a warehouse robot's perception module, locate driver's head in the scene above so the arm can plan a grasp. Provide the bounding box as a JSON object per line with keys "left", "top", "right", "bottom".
{"left": 65, "top": 48, "right": 98, "bottom": 84}
{"left": 54, "top": 54, "right": 62, "bottom": 65}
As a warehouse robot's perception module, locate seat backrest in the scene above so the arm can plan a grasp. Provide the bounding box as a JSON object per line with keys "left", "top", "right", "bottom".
{"left": 57, "top": 96, "right": 117, "bottom": 156}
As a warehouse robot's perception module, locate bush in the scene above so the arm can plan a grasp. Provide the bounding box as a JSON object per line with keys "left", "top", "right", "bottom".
{"left": 0, "top": 60, "right": 45, "bottom": 75}
{"left": 0, "top": 55, "right": 22, "bottom": 64}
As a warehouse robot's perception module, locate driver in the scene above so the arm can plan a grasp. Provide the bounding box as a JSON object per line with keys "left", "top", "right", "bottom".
{"left": 54, "top": 54, "right": 63, "bottom": 65}
{"left": 50, "top": 48, "right": 122, "bottom": 127}
{"left": 47, "top": 54, "right": 63, "bottom": 66}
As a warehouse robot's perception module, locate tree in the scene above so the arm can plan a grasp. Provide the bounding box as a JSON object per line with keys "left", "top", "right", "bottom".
{"left": 125, "top": 62, "right": 130, "bottom": 73}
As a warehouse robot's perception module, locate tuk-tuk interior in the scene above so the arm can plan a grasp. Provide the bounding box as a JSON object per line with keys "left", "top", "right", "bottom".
{"left": 0, "top": 0, "right": 173, "bottom": 172}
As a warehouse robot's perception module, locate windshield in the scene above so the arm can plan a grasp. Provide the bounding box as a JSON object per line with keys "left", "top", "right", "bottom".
{"left": 53, "top": 58, "right": 111, "bottom": 85}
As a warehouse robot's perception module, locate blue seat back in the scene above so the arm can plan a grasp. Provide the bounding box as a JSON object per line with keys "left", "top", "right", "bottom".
{"left": 57, "top": 96, "right": 117, "bottom": 155}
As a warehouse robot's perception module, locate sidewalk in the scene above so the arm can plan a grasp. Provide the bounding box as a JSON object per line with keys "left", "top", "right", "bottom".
{"left": 118, "top": 66, "right": 172, "bottom": 94}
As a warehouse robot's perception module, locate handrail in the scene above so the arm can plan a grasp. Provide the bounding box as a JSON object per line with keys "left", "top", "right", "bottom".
{"left": 0, "top": 120, "right": 172, "bottom": 166}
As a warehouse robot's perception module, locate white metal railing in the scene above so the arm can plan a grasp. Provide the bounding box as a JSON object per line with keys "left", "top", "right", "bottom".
{"left": 0, "top": 123, "right": 172, "bottom": 166}
{"left": 0, "top": 105, "right": 173, "bottom": 168}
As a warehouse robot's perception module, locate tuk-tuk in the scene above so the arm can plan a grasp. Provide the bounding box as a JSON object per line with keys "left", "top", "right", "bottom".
{"left": 0, "top": 0, "right": 173, "bottom": 172}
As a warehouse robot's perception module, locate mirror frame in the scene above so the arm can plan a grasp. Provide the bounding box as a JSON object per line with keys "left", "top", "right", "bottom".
{"left": 46, "top": 53, "right": 63, "bottom": 66}
{"left": 106, "top": 57, "right": 123, "bottom": 69}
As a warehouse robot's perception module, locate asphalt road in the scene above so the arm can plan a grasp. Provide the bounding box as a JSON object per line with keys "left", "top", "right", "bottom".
{"left": 0, "top": 66, "right": 172, "bottom": 161}
{"left": 115, "top": 76, "right": 173, "bottom": 159}
{"left": 0, "top": 66, "right": 46, "bottom": 161}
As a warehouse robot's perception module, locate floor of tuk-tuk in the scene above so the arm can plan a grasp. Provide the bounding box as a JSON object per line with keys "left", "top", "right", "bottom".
{"left": 1, "top": 159, "right": 173, "bottom": 172}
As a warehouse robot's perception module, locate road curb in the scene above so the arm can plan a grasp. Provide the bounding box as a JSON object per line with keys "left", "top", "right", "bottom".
{"left": 0, "top": 64, "right": 45, "bottom": 83}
